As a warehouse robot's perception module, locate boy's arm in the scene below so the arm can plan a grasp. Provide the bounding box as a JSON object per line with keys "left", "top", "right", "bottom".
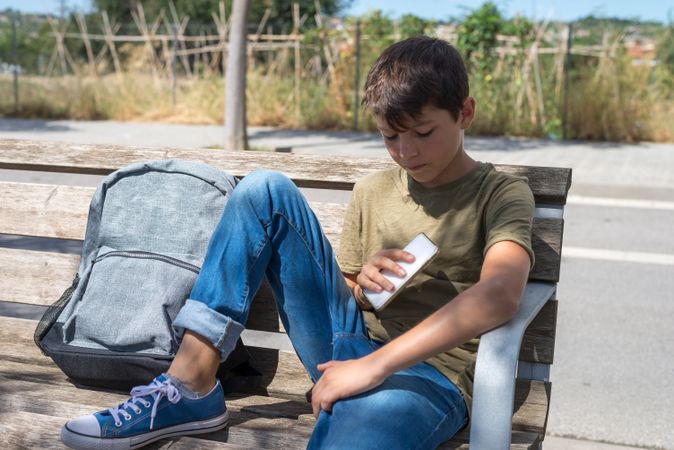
{"left": 311, "top": 240, "right": 531, "bottom": 417}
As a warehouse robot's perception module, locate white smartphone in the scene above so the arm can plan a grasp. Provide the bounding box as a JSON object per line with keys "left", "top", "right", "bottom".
{"left": 363, "top": 233, "right": 439, "bottom": 311}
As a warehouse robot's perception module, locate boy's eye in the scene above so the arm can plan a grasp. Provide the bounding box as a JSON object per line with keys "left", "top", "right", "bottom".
{"left": 416, "top": 128, "right": 434, "bottom": 138}
{"left": 382, "top": 133, "right": 398, "bottom": 141}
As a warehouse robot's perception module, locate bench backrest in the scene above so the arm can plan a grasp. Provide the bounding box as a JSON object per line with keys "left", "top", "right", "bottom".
{"left": 0, "top": 139, "right": 571, "bottom": 438}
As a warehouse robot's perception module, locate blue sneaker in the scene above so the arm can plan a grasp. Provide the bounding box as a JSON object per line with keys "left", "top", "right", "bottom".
{"left": 61, "top": 374, "right": 229, "bottom": 449}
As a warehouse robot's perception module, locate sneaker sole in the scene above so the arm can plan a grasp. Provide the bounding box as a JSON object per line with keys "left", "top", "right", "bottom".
{"left": 61, "top": 410, "right": 230, "bottom": 450}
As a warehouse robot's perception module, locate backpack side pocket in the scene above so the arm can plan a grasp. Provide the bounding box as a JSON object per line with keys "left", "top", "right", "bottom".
{"left": 34, "top": 274, "right": 80, "bottom": 354}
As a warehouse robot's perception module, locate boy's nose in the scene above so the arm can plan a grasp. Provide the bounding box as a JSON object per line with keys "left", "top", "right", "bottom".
{"left": 398, "top": 141, "right": 419, "bottom": 160}
{"left": 398, "top": 145, "right": 419, "bottom": 160}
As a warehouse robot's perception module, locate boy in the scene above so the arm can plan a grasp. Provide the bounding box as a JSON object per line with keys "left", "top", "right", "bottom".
{"left": 61, "top": 36, "right": 534, "bottom": 449}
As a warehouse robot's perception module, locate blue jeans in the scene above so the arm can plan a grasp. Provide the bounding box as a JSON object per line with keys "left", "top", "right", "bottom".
{"left": 173, "top": 170, "right": 467, "bottom": 449}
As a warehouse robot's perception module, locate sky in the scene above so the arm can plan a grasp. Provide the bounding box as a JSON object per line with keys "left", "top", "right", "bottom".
{"left": 345, "top": 0, "right": 673, "bottom": 23}
{"left": 0, "top": 0, "right": 672, "bottom": 24}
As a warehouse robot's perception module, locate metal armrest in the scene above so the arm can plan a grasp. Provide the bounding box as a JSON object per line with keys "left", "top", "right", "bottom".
{"left": 469, "top": 281, "right": 556, "bottom": 450}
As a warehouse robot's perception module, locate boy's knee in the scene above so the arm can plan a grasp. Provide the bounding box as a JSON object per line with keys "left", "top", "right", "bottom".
{"left": 338, "top": 386, "right": 415, "bottom": 417}
{"left": 242, "top": 169, "right": 293, "bottom": 190}
{"left": 235, "top": 169, "right": 296, "bottom": 198}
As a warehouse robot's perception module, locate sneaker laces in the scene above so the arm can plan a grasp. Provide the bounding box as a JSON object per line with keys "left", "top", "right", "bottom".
{"left": 108, "top": 378, "right": 182, "bottom": 430}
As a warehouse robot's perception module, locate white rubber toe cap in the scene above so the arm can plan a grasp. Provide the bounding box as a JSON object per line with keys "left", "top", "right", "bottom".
{"left": 65, "top": 415, "right": 102, "bottom": 437}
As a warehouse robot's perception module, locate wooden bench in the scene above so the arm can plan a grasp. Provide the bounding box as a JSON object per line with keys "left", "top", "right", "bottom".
{"left": 0, "top": 139, "right": 571, "bottom": 449}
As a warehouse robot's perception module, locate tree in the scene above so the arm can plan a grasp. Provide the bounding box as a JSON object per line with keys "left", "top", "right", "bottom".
{"left": 223, "top": 0, "right": 250, "bottom": 150}
{"left": 0, "top": 11, "right": 55, "bottom": 75}
{"left": 657, "top": 20, "right": 674, "bottom": 80}
{"left": 457, "top": 2, "right": 503, "bottom": 74}
{"left": 248, "top": 0, "right": 351, "bottom": 34}
{"left": 398, "top": 14, "right": 434, "bottom": 40}
{"left": 91, "top": 0, "right": 352, "bottom": 33}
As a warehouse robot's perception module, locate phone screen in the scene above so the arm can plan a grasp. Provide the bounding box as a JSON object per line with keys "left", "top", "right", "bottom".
{"left": 363, "top": 233, "right": 439, "bottom": 311}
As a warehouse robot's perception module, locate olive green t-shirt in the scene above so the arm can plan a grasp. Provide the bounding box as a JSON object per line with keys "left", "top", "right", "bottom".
{"left": 337, "top": 161, "right": 535, "bottom": 414}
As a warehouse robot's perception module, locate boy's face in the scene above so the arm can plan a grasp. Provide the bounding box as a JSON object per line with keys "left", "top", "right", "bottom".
{"left": 375, "top": 99, "right": 475, "bottom": 188}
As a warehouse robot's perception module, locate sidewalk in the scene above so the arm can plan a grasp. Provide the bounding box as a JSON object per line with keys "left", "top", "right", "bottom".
{"left": 1, "top": 118, "right": 673, "bottom": 200}
{"left": 545, "top": 436, "right": 645, "bottom": 450}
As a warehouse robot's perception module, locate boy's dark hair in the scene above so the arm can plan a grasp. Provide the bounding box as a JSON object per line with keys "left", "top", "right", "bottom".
{"left": 363, "top": 36, "right": 469, "bottom": 130}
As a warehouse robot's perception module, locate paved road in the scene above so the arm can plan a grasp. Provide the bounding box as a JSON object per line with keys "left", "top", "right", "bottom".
{"left": 1, "top": 119, "right": 673, "bottom": 449}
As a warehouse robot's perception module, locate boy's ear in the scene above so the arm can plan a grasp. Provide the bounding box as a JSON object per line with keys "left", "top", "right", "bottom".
{"left": 459, "top": 96, "right": 476, "bottom": 129}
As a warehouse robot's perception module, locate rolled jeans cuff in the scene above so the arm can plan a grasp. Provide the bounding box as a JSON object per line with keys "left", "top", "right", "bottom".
{"left": 172, "top": 299, "right": 245, "bottom": 361}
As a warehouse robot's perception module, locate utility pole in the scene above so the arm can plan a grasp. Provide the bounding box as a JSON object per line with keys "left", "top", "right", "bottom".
{"left": 11, "top": 14, "right": 19, "bottom": 114}
{"left": 223, "top": 0, "right": 251, "bottom": 150}
{"left": 171, "top": 23, "right": 177, "bottom": 105}
{"left": 562, "top": 24, "right": 573, "bottom": 140}
{"left": 59, "top": 0, "right": 66, "bottom": 23}
{"left": 58, "top": 0, "right": 67, "bottom": 75}
{"left": 352, "top": 19, "right": 361, "bottom": 131}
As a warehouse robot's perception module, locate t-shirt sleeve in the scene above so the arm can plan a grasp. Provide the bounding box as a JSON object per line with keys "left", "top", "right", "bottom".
{"left": 483, "top": 179, "right": 536, "bottom": 267}
{"left": 337, "top": 182, "right": 365, "bottom": 275}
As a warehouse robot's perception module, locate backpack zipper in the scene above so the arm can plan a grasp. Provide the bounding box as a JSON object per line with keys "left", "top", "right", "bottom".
{"left": 93, "top": 251, "right": 200, "bottom": 274}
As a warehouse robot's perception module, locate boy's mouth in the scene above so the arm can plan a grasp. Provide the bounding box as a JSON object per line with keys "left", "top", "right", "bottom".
{"left": 406, "top": 164, "right": 425, "bottom": 172}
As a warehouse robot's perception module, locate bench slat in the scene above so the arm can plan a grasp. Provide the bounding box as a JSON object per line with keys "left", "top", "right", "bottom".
{"left": 0, "top": 247, "right": 79, "bottom": 306}
{"left": 532, "top": 218, "right": 564, "bottom": 282}
{"left": 0, "top": 181, "right": 563, "bottom": 282}
{"left": 0, "top": 182, "right": 92, "bottom": 240}
{"left": 0, "top": 379, "right": 541, "bottom": 450}
{"left": 439, "top": 429, "right": 542, "bottom": 449}
{"left": 1, "top": 316, "right": 550, "bottom": 439}
{"left": 0, "top": 139, "right": 572, "bottom": 204}
{"left": 0, "top": 182, "right": 345, "bottom": 246}
{"left": 520, "top": 299, "right": 557, "bottom": 364}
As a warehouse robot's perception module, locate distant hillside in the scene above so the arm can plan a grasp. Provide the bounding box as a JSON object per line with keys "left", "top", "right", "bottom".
{"left": 569, "top": 15, "right": 667, "bottom": 44}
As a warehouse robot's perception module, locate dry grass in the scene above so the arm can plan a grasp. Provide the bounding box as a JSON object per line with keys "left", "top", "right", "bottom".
{"left": 566, "top": 59, "right": 674, "bottom": 142}
{"left": 0, "top": 71, "right": 342, "bottom": 129}
{"left": 1, "top": 57, "right": 672, "bottom": 142}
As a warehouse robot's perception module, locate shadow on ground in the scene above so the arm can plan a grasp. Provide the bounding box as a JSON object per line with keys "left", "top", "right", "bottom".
{"left": 0, "top": 118, "right": 72, "bottom": 133}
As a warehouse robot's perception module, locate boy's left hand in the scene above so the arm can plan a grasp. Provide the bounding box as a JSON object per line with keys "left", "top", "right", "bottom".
{"left": 311, "top": 357, "right": 387, "bottom": 418}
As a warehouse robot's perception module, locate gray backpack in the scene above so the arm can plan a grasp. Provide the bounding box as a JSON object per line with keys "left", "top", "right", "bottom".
{"left": 35, "top": 160, "right": 251, "bottom": 390}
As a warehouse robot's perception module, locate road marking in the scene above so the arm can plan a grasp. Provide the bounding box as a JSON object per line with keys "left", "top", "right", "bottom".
{"left": 564, "top": 247, "right": 674, "bottom": 265}
{"left": 568, "top": 195, "right": 674, "bottom": 211}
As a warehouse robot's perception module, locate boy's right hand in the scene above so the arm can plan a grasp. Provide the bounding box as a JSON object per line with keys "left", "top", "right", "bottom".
{"left": 357, "top": 248, "right": 416, "bottom": 296}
